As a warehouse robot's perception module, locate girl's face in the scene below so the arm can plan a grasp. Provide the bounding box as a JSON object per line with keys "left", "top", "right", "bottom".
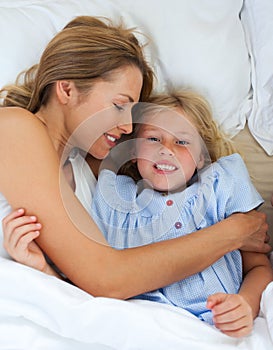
{"left": 66, "top": 65, "right": 143, "bottom": 160}
{"left": 135, "top": 108, "right": 204, "bottom": 192}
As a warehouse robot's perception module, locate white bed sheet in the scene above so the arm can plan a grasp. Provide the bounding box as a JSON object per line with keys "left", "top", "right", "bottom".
{"left": 0, "top": 257, "right": 272, "bottom": 350}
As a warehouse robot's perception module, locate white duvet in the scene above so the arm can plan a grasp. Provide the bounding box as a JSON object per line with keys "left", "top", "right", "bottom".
{"left": 0, "top": 257, "right": 272, "bottom": 350}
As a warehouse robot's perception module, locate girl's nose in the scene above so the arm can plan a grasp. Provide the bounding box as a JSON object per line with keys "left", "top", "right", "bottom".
{"left": 159, "top": 143, "right": 174, "bottom": 156}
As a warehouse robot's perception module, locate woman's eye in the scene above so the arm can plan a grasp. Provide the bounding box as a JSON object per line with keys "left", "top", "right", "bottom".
{"left": 113, "top": 103, "right": 125, "bottom": 111}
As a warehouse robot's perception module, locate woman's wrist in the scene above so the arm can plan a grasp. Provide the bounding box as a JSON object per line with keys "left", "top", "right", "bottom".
{"left": 209, "top": 216, "right": 243, "bottom": 251}
{"left": 224, "top": 211, "right": 269, "bottom": 252}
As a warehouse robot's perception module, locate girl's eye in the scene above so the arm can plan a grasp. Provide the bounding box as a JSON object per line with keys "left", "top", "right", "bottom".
{"left": 113, "top": 103, "right": 125, "bottom": 111}
{"left": 177, "top": 140, "right": 189, "bottom": 145}
{"left": 147, "top": 137, "right": 160, "bottom": 142}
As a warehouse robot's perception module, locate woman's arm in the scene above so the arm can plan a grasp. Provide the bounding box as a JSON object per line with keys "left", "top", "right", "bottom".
{"left": 0, "top": 108, "right": 270, "bottom": 299}
{"left": 2, "top": 209, "right": 270, "bottom": 281}
{"left": 2, "top": 209, "right": 61, "bottom": 278}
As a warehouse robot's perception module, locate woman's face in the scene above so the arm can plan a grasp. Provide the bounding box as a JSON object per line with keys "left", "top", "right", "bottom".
{"left": 66, "top": 65, "right": 143, "bottom": 160}
{"left": 135, "top": 108, "right": 204, "bottom": 192}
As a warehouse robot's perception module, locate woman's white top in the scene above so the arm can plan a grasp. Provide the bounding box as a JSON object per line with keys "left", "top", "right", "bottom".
{"left": 68, "top": 148, "right": 97, "bottom": 215}
{"left": 0, "top": 148, "right": 97, "bottom": 258}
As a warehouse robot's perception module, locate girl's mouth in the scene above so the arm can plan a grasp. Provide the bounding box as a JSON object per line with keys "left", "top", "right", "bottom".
{"left": 154, "top": 163, "right": 177, "bottom": 172}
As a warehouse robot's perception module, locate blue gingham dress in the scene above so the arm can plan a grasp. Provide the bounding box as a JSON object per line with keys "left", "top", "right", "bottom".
{"left": 91, "top": 153, "right": 263, "bottom": 324}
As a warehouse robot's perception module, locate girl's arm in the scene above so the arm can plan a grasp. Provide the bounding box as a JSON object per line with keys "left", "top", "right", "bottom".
{"left": 0, "top": 108, "right": 270, "bottom": 299}
{"left": 207, "top": 252, "right": 273, "bottom": 337}
{"left": 239, "top": 251, "right": 273, "bottom": 319}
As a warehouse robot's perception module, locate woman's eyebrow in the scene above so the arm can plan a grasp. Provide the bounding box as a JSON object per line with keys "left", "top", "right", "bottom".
{"left": 119, "top": 94, "right": 134, "bottom": 102}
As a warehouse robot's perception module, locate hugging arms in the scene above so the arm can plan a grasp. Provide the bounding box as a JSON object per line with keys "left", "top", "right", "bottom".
{"left": 2, "top": 90, "right": 273, "bottom": 337}
{"left": 0, "top": 16, "right": 270, "bottom": 309}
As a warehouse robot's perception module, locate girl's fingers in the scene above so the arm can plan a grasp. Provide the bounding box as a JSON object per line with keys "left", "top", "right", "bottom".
{"left": 17, "top": 231, "right": 41, "bottom": 250}
{"left": 207, "top": 293, "right": 227, "bottom": 310}
{"left": 3, "top": 216, "right": 40, "bottom": 240}
{"left": 208, "top": 293, "right": 253, "bottom": 337}
{"left": 212, "top": 299, "right": 252, "bottom": 324}
{"left": 210, "top": 294, "right": 242, "bottom": 317}
{"left": 214, "top": 313, "right": 252, "bottom": 330}
{"left": 2, "top": 208, "right": 25, "bottom": 225}
{"left": 221, "top": 324, "right": 253, "bottom": 338}
{"left": 3, "top": 223, "right": 42, "bottom": 251}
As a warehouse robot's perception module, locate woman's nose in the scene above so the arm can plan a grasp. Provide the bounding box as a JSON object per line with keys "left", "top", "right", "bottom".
{"left": 117, "top": 104, "right": 133, "bottom": 134}
{"left": 118, "top": 122, "right": 133, "bottom": 134}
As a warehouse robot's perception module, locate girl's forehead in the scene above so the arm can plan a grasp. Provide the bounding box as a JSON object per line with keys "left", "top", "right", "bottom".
{"left": 139, "top": 108, "right": 197, "bottom": 135}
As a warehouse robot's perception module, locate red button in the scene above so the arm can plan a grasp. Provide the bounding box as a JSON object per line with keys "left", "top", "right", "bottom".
{"left": 175, "top": 222, "right": 182, "bottom": 229}
{"left": 166, "top": 200, "right": 173, "bottom": 206}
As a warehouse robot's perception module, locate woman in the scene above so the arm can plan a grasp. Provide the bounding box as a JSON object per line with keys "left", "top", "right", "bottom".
{"left": 0, "top": 16, "right": 270, "bottom": 299}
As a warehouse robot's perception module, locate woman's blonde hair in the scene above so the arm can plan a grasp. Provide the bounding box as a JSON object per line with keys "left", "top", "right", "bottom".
{"left": 0, "top": 16, "right": 154, "bottom": 112}
{"left": 118, "top": 90, "right": 238, "bottom": 181}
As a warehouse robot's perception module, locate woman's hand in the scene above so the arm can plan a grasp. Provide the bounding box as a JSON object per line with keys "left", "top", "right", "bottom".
{"left": 207, "top": 293, "right": 253, "bottom": 338}
{"left": 2, "top": 209, "right": 48, "bottom": 272}
{"left": 230, "top": 211, "right": 271, "bottom": 253}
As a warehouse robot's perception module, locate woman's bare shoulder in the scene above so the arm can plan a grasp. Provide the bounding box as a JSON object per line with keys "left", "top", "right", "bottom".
{"left": 0, "top": 107, "right": 44, "bottom": 132}
{"left": 0, "top": 106, "right": 53, "bottom": 150}
{"left": 0, "top": 106, "right": 57, "bottom": 184}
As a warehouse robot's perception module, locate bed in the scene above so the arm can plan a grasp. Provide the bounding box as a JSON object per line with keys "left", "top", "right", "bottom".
{"left": 0, "top": 0, "right": 273, "bottom": 349}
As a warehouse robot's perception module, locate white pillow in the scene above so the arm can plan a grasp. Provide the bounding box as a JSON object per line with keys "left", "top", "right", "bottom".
{"left": 0, "top": 0, "right": 251, "bottom": 138}
{"left": 241, "top": 0, "right": 273, "bottom": 155}
{"left": 114, "top": 0, "right": 252, "bottom": 136}
{"left": 0, "top": 0, "right": 123, "bottom": 88}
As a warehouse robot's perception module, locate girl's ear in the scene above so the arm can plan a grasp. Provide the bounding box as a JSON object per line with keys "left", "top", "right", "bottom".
{"left": 55, "top": 80, "right": 75, "bottom": 104}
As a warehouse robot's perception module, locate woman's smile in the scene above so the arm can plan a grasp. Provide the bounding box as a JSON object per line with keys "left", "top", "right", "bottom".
{"left": 104, "top": 132, "right": 119, "bottom": 147}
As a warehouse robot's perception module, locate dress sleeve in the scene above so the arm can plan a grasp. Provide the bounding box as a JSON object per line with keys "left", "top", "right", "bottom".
{"left": 211, "top": 153, "right": 264, "bottom": 218}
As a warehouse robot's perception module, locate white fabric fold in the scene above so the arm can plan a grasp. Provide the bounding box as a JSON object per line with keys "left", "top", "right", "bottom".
{"left": 0, "top": 257, "right": 272, "bottom": 349}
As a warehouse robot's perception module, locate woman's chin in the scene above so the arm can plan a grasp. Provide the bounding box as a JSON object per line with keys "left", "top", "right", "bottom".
{"left": 89, "top": 149, "right": 109, "bottom": 160}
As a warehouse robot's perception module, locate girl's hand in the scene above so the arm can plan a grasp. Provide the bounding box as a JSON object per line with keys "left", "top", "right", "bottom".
{"left": 206, "top": 293, "right": 253, "bottom": 338}
{"left": 2, "top": 208, "right": 47, "bottom": 272}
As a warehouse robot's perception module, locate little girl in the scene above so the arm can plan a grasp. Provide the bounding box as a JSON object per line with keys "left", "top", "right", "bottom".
{"left": 91, "top": 91, "right": 273, "bottom": 335}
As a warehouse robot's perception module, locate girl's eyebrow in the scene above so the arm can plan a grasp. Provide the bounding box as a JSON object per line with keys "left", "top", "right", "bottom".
{"left": 141, "top": 126, "right": 194, "bottom": 137}
{"left": 175, "top": 131, "right": 195, "bottom": 137}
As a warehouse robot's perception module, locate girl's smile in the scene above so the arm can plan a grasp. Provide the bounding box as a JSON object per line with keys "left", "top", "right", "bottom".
{"left": 153, "top": 161, "right": 178, "bottom": 173}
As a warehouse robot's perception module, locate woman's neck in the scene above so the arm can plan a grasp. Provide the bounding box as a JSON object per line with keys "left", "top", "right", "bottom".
{"left": 35, "top": 105, "right": 71, "bottom": 163}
